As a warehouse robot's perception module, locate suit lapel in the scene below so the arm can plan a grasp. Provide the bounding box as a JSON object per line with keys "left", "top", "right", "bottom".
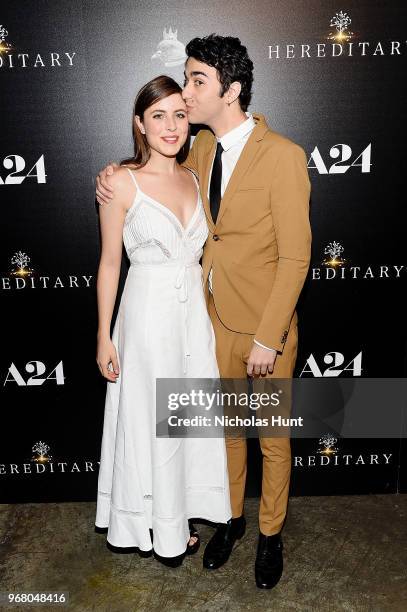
{"left": 198, "top": 113, "right": 269, "bottom": 230}
{"left": 215, "top": 114, "right": 268, "bottom": 227}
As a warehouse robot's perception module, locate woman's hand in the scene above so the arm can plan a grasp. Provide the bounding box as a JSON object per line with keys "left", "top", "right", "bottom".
{"left": 96, "top": 335, "right": 120, "bottom": 381}
{"left": 96, "top": 162, "right": 119, "bottom": 205}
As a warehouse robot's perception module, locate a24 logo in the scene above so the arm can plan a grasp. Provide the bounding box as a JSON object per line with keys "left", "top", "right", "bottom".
{"left": 300, "top": 352, "right": 362, "bottom": 377}
{"left": 308, "top": 144, "right": 371, "bottom": 174}
{"left": 0, "top": 155, "right": 46, "bottom": 184}
{"left": 4, "top": 361, "right": 65, "bottom": 386}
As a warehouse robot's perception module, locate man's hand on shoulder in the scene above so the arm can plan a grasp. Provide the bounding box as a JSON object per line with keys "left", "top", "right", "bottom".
{"left": 96, "top": 162, "right": 120, "bottom": 205}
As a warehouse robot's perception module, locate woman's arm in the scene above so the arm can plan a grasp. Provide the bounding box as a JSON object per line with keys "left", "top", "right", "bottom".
{"left": 96, "top": 168, "right": 133, "bottom": 380}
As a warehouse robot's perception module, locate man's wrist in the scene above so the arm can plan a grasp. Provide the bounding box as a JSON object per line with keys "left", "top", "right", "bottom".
{"left": 253, "top": 339, "right": 277, "bottom": 352}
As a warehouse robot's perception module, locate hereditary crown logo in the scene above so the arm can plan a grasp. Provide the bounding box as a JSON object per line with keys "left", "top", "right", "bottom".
{"left": 151, "top": 27, "right": 186, "bottom": 67}
{"left": 0, "top": 25, "right": 7, "bottom": 40}
{"left": 11, "top": 251, "right": 34, "bottom": 277}
{"left": 3, "top": 251, "right": 93, "bottom": 290}
{"left": 323, "top": 241, "right": 346, "bottom": 267}
{"left": 295, "top": 435, "right": 392, "bottom": 467}
{"left": 0, "top": 26, "right": 75, "bottom": 68}
{"left": 318, "top": 434, "right": 338, "bottom": 456}
{"left": 0, "top": 24, "right": 11, "bottom": 52}
{"left": 269, "top": 9, "right": 406, "bottom": 58}
{"left": 329, "top": 11, "right": 353, "bottom": 42}
{"left": 32, "top": 441, "right": 53, "bottom": 463}
{"left": 313, "top": 241, "right": 405, "bottom": 281}
{"left": 0, "top": 440, "right": 100, "bottom": 476}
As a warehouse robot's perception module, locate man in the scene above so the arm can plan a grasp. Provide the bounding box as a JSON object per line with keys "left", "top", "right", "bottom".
{"left": 96, "top": 34, "right": 311, "bottom": 589}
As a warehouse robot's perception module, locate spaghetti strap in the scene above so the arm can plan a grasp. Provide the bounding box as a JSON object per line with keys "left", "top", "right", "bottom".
{"left": 184, "top": 167, "right": 200, "bottom": 195}
{"left": 125, "top": 167, "right": 139, "bottom": 189}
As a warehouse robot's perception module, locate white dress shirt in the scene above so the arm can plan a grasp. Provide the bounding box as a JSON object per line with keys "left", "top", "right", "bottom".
{"left": 207, "top": 113, "right": 276, "bottom": 352}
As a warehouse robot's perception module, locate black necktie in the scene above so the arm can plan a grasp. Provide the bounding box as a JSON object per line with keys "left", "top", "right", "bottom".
{"left": 209, "top": 142, "right": 223, "bottom": 224}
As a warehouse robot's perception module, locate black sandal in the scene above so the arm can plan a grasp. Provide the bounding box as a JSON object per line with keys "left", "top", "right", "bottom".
{"left": 186, "top": 520, "right": 200, "bottom": 555}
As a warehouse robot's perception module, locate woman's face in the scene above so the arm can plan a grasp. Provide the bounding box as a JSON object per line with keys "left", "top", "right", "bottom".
{"left": 136, "top": 93, "right": 189, "bottom": 157}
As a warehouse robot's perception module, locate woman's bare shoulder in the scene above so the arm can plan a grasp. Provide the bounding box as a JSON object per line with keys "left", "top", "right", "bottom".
{"left": 106, "top": 165, "right": 136, "bottom": 193}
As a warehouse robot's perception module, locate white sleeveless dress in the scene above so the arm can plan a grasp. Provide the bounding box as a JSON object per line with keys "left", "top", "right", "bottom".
{"left": 95, "top": 167, "right": 231, "bottom": 557}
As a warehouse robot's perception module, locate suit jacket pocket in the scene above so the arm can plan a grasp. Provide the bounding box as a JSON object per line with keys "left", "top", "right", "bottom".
{"left": 236, "top": 186, "right": 265, "bottom": 192}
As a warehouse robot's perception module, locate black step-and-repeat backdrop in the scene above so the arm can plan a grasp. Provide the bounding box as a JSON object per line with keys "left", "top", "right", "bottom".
{"left": 1, "top": 1, "right": 406, "bottom": 502}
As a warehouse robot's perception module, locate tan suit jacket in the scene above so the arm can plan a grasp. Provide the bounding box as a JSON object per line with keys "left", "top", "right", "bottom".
{"left": 183, "top": 112, "right": 311, "bottom": 354}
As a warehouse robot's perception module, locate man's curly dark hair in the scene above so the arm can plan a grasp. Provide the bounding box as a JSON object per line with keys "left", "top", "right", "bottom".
{"left": 185, "top": 34, "right": 254, "bottom": 112}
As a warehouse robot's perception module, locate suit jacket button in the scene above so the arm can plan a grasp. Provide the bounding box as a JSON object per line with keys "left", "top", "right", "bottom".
{"left": 213, "top": 234, "right": 219, "bottom": 241}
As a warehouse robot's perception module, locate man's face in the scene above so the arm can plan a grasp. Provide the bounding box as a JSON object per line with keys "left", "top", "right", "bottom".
{"left": 182, "top": 57, "right": 225, "bottom": 126}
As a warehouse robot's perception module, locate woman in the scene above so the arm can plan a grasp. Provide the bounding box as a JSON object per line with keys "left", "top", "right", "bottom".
{"left": 94, "top": 75, "right": 231, "bottom": 567}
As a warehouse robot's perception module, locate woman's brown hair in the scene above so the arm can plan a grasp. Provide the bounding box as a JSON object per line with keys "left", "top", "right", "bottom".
{"left": 121, "top": 75, "right": 190, "bottom": 168}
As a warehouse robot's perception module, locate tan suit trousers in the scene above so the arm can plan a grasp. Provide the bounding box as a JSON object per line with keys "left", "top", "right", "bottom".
{"left": 208, "top": 293, "right": 297, "bottom": 536}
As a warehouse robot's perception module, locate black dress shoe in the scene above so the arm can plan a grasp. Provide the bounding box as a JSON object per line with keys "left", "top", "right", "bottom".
{"left": 203, "top": 516, "right": 246, "bottom": 569}
{"left": 255, "top": 532, "right": 283, "bottom": 589}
